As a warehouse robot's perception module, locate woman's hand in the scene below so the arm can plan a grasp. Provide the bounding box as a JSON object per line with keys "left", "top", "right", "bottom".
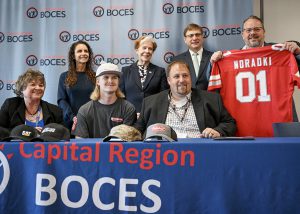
{"left": 72, "top": 116, "right": 78, "bottom": 131}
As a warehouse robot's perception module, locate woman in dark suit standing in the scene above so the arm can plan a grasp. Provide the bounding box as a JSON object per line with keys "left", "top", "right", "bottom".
{"left": 120, "top": 36, "right": 169, "bottom": 117}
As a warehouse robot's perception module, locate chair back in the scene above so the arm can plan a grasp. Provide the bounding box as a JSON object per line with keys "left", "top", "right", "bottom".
{"left": 272, "top": 122, "right": 300, "bottom": 137}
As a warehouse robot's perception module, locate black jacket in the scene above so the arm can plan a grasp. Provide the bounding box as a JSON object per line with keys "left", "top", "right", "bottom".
{"left": 0, "top": 97, "right": 64, "bottom": 130}
{"left": 134, "top": 89, "right": 236, "bottom": 137}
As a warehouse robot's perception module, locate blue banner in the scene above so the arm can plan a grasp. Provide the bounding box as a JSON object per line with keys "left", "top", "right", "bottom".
{"left": 1, "top": 138, "right": 300, "bottom": 213}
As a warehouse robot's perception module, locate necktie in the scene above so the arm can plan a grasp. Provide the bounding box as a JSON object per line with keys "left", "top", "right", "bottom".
{"left": 192, "top": 52, "right": 199, "bottom": 77}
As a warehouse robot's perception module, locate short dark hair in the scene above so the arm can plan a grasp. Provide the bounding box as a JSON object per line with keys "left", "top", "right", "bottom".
{"left": 167, "top": 61, "right": 190, "bottom": 77}
{"left": 183, "top": 23, "right": 203, "bottom": 37}
{"left": 243, "top": 15, "right": 265, "bottom": 30}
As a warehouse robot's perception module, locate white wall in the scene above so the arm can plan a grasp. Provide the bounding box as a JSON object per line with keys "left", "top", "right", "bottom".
{"left": 253, "top": 0, "right": 300, "bottom": 119}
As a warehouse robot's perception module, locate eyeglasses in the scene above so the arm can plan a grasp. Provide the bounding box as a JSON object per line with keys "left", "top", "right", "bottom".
{"left": 243, "top": 27, "right": 263, "bottom": 33}
{"left": 185, "top": 33, "right": 202, "bottom": 38}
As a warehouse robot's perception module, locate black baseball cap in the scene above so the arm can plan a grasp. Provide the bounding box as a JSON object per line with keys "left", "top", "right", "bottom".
{"left": 0, "top": 127, "right": 10, "bottom": 142}
{"left": 4, "top": 124, "right": 39, "bottom": 142}
{"left": 32, "top": 123, "right": 70, "bottom": 142}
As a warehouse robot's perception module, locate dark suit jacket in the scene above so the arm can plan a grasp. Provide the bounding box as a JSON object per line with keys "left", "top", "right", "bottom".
{"left": 0, "top": 97, "right": 64, "bottom": 130}
{"left": 172, "top": 48, "right": 213, "bottom": 90}
{"left": 134, "top": 89, "right": 236, "bottom": 137}
{"left": 120, "top": 62, "right": 169, "bottom": 112}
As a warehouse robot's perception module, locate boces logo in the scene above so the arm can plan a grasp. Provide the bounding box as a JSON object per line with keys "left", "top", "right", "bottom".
{"left": 93, "top": 54, "right": 105, "bottom": 66}
{"left": 26, "top": 7, "right": 66, "bottom": 19}
{"left": 59, "top": 31, "right": 100, "bottom": 42}
{"left": 95, "top": 55, "right": 134, "bottom": 66}
{"left": 0, "top": 80, "right": 4, "bottom": 90}
{"left": 162, "top": 2, "right": 205, "bottom": 14}
{"left": 93, "top": 5, "right": 134, "bottom": 17}
{"left": 26, "top": 55, "right": 66, "bottom": 67}
{"left": 211, "top": 24, "right": 242, "bottom": 37}
{"left": 128, "top": 28, "right": 170, "bottom": 40}
{"left": 202, "top": 27, "right": 210, "bottom": 38}
{"left": 0, "top": 32, "right": 33, "bottom": 43}
{"left": 164, "top": 52, "right": 175, "bottom": 64}
{"left": 0, "top": 32, "right": 5, "bottom": 43}
{"left": 0, "top": 151, "right": 10, "bottom": 194}
{"left": 0, "top": 80, "right": 15, "bottom": 91}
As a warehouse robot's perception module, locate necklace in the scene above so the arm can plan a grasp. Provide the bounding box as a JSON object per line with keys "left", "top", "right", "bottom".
{"left": 26, "top": 107, "right": 39, "bottom": 117}
{"left": 169, "top": 93, "right": 191, "bottom": 122}
{"left": 25, "top": 106, "right": 41, "bottom": 127}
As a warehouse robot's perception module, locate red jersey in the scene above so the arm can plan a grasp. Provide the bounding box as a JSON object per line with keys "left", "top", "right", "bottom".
{"left": 208, "top": 44, "right": 300, "bottom": 137}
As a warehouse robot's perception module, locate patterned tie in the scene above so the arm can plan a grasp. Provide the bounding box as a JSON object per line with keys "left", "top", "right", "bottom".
{"left": 192, "top": 52, "right": 199, "bottom": 77}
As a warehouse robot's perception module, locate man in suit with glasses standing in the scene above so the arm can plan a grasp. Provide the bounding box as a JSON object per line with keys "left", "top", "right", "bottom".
{"left": 172, "top": 23, "right": 213, "bottom": 90}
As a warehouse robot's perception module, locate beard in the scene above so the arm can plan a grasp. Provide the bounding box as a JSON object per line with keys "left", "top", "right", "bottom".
{"left": 246, "top": 36, "right": 263, "bottom": 48}
{"left": 176, "top": 84, "right": 190, "bottom": 95}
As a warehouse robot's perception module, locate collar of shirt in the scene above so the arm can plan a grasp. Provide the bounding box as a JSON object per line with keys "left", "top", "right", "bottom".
{"left": 242, "top": 43, "right": 264, "bottom": 50}
{"left": 189, "top": 48, "right": 203, "bottom": 61}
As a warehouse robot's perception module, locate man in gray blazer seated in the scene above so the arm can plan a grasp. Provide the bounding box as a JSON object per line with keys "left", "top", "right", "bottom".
{"left": 172, "top": 23, "right": 213, "bottom": 90}
{"left": 134, "top": 61, "right": 236, "bottom": 138}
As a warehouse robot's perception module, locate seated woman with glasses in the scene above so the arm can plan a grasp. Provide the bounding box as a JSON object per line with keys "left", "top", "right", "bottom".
{"left": 0, "top": 68, "right": 64, "bottom": 132}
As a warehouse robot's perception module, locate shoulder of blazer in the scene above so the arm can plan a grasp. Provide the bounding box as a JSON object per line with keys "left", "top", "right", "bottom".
{"left": 148, "top": 63, "right": 164, "bottom": 71}
{"left": 41, "top": 100, "right": 62, "bottom": 114}
{"left": 144, "top": 89, "right": 168, "bottom": 101}
{"left": 191, "top": 89, "right": 218, "bottom": 101}
{"left": 203, "top": 48, "right": 213, "bottom": 56}
{"left": 121, "top": 63, "right": 138, "bottom": 73}
{"left": 5, "top": 97, "right": 24, "bottom": 109}
{"left": 177, "top": 50, "right": 190, "bottom": 58}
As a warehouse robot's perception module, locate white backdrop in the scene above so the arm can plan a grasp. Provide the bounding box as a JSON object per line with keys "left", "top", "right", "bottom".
{"left": 0, "top": 0, "right": 252, "bottom": 105}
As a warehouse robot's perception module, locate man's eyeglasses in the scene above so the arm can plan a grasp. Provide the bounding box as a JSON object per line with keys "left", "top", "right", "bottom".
{"left": 243, "top": 27, "right": 264, "bottom": 33}
{"left": 185, "top": 33, "right": 202, "bottom": 38}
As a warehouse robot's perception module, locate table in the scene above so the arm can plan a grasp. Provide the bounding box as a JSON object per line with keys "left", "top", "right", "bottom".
{"left": 0, "top": 138, "right": 300, "bottom": 213}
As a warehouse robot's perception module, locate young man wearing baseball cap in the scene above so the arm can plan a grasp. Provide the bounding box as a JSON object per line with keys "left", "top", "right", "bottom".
{"left": 73, "top": 62, "right": 136, "bottom": 138}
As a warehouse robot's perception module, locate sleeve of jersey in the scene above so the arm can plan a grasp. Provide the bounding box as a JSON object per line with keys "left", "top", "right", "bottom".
{"left": 290, "top": 53, "right": 300, "bottom": 88}
{"left": 208, "top": 62, "right": 222, "bottom": 91}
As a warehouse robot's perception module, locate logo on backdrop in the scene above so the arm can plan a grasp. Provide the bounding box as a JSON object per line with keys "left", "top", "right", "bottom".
{"left": 94, "top": 55, "right": 105, "bottom": 66}
{"left": 96, "top": 55, "right": 134, "bottom": 66}
{"left": 211, "top": 24, "right": 242, "bottom": 37}
{"left": 93, "top": 5, "right": 134, "bottom": 17}
{"left": 162, "top": 2, "right": 205, "bottom": 14}
{"left": 0, "top": 32, "right": 5, "bottom": 43}
{"left": 26, "top": 7, "right": 66, "bottom": 18}
{"left": 59, "top": 31, "right": 100, "bottom": 42}
{"left": 202, "top": 27, "right": 210, "bottom": 38}
{"left": 27, "top": 7, "right": 38, "bottom": 18}
{"left": 93, "top": 6, "right": 105, "bottom": 17}
{"left": 0, "top": 151, "right": 10, "bottom": 194}
{"left": 0, "top": 80, "right": 4, "bottom": 90}
{"left": 0, "top": 32, "right": 33, "bottom": 43}
{"left": 128, "top": 29, "right": 139, "bottom": 40}
{"left": 26, "top": 55, "right": 38, "bottom": 66}
{"left": 59, "top": 31, "right": 71, "bottom": 42}
{"left": 0, "top": 80, "right": 15, "bottom": 91}
{"left": 26, "top": 55, "right": 66, "bottom": 67}
{"left": 162, "top": 3, "right": 174, "bottom": 14}
{"left": 128, "top": 29, "right": 170, "bottom": 40}
{"left": 164, "top": 52, "right": 175, "bottom": 64}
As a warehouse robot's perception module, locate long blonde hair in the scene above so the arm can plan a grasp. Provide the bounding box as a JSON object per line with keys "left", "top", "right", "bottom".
{"left": 90, "top": 81, "right": 125, "bottom": 101}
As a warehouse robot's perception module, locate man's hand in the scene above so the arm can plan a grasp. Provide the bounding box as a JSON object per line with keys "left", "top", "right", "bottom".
{"left": 201, "top": 128, "right": 221, "bottom": 138}
{"left": 284, "top": 41, "right": 300, "bottom": 55}
{"left": 210, "top": 51, "right": 223, "bottom": 63}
